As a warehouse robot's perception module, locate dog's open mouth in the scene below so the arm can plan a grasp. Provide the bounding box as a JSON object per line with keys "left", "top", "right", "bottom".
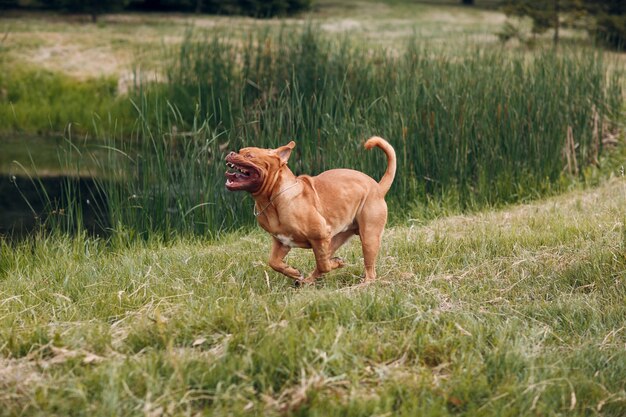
{"left": 225, "top": 157, "right": 261, "bottom": 191}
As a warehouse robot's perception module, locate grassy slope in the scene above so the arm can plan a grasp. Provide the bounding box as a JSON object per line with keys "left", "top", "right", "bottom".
{"left": 1, "top": 176, "right": 625, "bottom": 416}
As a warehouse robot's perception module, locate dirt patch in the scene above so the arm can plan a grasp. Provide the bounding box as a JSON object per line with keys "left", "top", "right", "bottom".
{"left": 9, "top": 31, "right": 132, "bottom": 80}
{"left": 0, "top": 357, "right": 43, "bottom": 407}
{"left": 424, "top": 9, "right": 506, "bottom": 26}
{"left": 321, "top": 19, "right": 362, "bottom": 32}
{"left": 31, "top": 43, "right": 123, "bottom": 78}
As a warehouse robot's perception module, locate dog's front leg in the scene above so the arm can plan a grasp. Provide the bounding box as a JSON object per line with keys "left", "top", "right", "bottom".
{"left": 268, "top": 238, "right": 303, "bottom": 281}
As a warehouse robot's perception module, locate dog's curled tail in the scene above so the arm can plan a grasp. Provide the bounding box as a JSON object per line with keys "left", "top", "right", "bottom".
{"left": 364, "top": 136, "right": 396, "bottom": 196}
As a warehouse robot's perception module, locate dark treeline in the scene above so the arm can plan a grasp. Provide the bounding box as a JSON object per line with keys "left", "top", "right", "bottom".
{"left": 0, "top": 0, "right": 312, "bottom": 19}
{"left": 128, "top": 0, "right": 312, "bottom": 16}
{"left": 501, "top": 0, "right": 625, "bottom": 49}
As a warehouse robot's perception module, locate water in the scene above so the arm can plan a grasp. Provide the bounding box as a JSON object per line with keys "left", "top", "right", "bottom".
{"left": 0, "top": 136, "right": 109, "bottom": 238}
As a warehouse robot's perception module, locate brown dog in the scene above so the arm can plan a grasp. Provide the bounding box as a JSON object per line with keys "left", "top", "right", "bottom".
{"left": 225, "top": 136, "right": 396, "bottom": 284}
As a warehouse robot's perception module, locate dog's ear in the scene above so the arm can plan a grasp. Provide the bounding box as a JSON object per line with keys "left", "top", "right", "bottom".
{"left": 275, "top": 141, "right": 296, "bottom": 165}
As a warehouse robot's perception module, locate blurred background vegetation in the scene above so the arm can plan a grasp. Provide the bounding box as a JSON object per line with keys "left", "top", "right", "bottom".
{"left": 0, "top": 0, "right": 624, "bottom": 46}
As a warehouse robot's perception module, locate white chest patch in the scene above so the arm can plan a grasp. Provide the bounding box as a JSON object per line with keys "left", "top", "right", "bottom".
{"left": 276, "top": 234, "right": 296, "bottom": 248}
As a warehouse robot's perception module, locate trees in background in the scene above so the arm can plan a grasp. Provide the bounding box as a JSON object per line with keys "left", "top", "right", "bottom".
{"left": 5, "top": 0, "right": 311, "bottom": 18}
{"left": 501, "top": 0, "right": 581, "bottom": 45}
{"left": 127, "top": 0, "right": 312, "bottom": 17}
{"left": 501, "top": 0, "right": 625, "bottom": 49}
{"left": 41, "top": 0, "right": 130, "bottom": 22}
{"left": 0, "top": 0, "right": 19, "bottom": 9}
{"left": 588, "top": 0, "right": 625, "bottom": 49}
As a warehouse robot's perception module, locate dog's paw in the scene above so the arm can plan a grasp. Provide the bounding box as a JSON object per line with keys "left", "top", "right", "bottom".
{"left": 294, "top": 277, "right": 316, "bottom": 288}
{"left": 331, "top": 257, "right": 346, "bottom": 269}
{"left": 293, "top": 273, "right": 310, "bottom": 288}
{"left": 298, "top": 271, "right": 321, "bottom": 286}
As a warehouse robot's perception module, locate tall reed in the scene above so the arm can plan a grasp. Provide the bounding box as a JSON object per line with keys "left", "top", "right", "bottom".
{"left": 52, "top": 27, "right": 624, "bottom": 238}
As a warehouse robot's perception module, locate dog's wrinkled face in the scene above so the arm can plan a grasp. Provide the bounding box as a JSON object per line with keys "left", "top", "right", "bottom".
{"left": 225, "top": 147, "right": 266, "bottom": 192}
{"left": 225, "top": 142, "right": 295, "bottom": 193}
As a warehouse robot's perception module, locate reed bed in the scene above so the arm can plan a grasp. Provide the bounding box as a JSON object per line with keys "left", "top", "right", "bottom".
{"left": 48, "top": 27, "right": 623, "bottom": 238}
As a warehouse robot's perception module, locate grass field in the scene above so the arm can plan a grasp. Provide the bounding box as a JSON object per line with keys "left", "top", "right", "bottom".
{"left": 1, "top": 1, "right": 626, "bottom": 415}
{"left": 1, "top": 176, "right": 625, "bottom": 416}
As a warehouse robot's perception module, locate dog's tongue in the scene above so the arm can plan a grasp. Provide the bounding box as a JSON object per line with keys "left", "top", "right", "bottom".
{"left": 225, "top": 171, "right": 245, "bottom": 189}
{"left": 225, "top": 171, "right": 244, "bottom": 180}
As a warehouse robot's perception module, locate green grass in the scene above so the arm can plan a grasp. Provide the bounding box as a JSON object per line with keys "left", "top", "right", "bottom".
{"left": 0, "top": 58, "right": 133, "bottom": 136}
{"left": 1, "top": 177, "right": 625, "bottom": 416}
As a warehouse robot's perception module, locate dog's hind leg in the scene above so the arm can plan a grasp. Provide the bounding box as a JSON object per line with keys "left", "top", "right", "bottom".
{"left": 302, "top": 238, "right": 345, "bottom": 284}
{"left": 268, "top": 238, "right": 302, "bottom": 281}
{"left": 328, "top": 230, "right": 355, "bottom": 266}
{"left": 357, "top": 201, "right": 387, "bottom": 282}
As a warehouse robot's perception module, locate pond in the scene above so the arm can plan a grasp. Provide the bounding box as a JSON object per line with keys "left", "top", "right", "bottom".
{"left": 0, "top": 136, "right": 110, "bottom": 238}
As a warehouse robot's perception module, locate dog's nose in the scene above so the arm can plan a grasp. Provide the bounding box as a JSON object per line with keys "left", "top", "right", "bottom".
{"left": 227, "top": 151, "right": 236, "bottom": 158}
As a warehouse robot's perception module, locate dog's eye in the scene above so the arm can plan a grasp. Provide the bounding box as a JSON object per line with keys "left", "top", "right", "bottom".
{"left": 245, "top": 153, "right": 253, "bottom": 159}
